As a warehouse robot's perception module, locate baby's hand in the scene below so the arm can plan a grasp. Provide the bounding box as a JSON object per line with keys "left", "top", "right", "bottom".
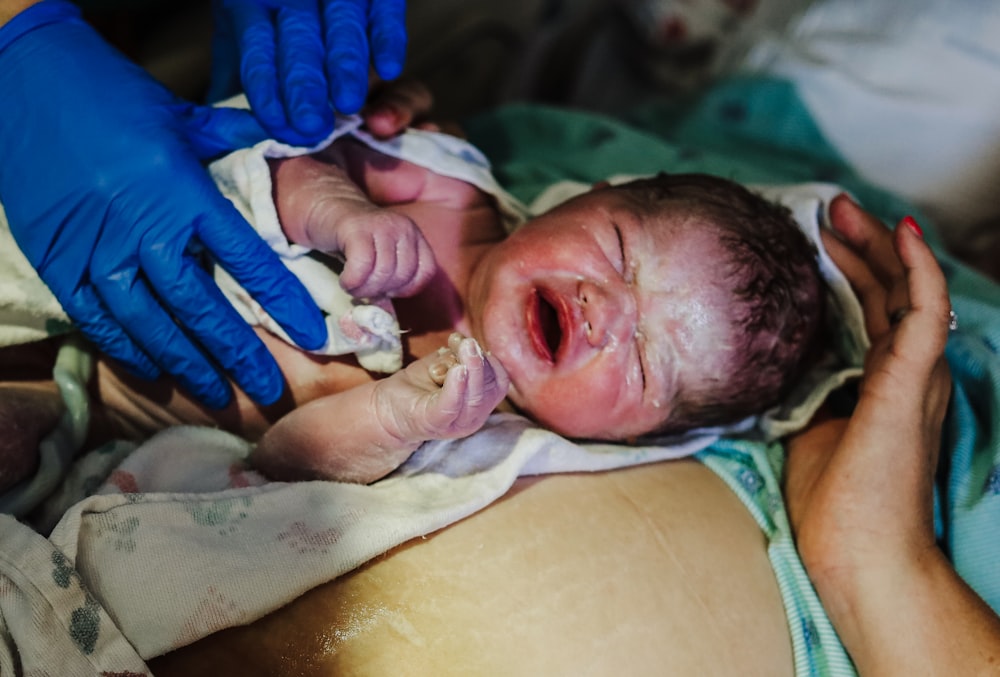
{"left": 271, "top": 155, "right": 438, "bottom": 299}
{"left": 374, "top": 334, "right": 510, "bottom": 446}
{"left": 331, "top": 205, "right": 438, "bottom": 300}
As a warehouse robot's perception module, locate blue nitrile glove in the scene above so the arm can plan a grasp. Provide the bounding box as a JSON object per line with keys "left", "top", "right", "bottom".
{"left": 0, "top": 0, "right": 328, "bottom": 408}
{"left": 211, "top": 0, "right": 407, "bottom": 146}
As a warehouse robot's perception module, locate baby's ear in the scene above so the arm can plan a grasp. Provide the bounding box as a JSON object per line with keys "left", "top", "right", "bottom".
{"left": 590, "top": 180, "right": 611, "bottom": 191}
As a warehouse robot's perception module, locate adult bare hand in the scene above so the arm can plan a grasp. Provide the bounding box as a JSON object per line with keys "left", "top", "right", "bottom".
{"left": 784, "top": 195, "right": 1000, "bottom": 674}
{"left": 785, "top": 194, "right": 952, "bottom": 577}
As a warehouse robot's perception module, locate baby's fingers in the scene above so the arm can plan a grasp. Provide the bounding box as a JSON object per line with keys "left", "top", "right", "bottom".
{"left": 339, "top": 212, "right": 437, "bottom": 299}
{"left": 455, "top": 336, "right": 509, "bottom": 421}
{"left": 428, "top": 335, "right": 509, "bottom": 437}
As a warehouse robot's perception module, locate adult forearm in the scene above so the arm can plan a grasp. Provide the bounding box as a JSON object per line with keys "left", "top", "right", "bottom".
{"left": 0, "top": 0, "right": 41, "bottom": 27}
{"left": 816, "top": 548, "right": 1000, "bottom": 675}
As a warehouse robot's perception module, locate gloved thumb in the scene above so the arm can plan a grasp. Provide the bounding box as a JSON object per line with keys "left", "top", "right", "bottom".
{"left": 177, "top": 101, "right": 270, "bottom": 159}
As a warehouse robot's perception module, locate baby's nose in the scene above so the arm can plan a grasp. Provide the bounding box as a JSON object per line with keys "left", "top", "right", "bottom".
{"left": 578, "top": 279, "right": 636, "bottom": 348}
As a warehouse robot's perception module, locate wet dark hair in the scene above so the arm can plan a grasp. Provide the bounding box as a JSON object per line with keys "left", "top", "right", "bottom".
{"left": 612, "top": 173, "right": 826, "bottom": 434}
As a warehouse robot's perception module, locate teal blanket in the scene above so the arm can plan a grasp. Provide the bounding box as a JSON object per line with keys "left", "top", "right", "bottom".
{"left": 466, "top": 76, "right": 1000, "bottom": 676}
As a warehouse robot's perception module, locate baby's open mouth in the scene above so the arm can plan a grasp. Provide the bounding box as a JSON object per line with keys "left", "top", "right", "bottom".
{"left": 528, "top": 289, "right": 564, "bottom": 363}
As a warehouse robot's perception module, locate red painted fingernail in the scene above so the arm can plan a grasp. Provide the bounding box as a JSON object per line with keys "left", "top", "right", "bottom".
{"left": 902, "top": 216, "right": 923, "bottom": 238}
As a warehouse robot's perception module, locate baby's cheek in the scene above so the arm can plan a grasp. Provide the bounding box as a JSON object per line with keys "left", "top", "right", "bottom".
{"left": 515, "top": 375, "right": 619, "bottom": 438}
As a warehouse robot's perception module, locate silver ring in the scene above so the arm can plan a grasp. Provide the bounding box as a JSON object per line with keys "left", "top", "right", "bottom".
{"left": 949, "top": 309, "right": 959, "bottom": 332}
{"left": 888, "top": 307, "right": 909, "bottom": 326}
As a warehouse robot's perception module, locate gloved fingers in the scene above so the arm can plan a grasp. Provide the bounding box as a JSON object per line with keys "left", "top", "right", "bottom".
{"left": 322, "top": 0, "right": 370, "bottom": 114}
{"left": 232, "top": 1, "right": 293, "bottom": 142}
{"left": 207, "top": 0, "right": 242, "bottom": 103}
{"left": 177, "top": 101, "right": 269, "bottom": 159}
{"left": 276, "top": 3, "right": 335, "bottom": 142}
{"left": 367, "top": 0, "right": 406, "bottom": 81}
{"left": 61, "top": 284, "right": 161, "bottom": 381}
{"left": 89, "top": 257, "right": 234, "bottom": 409}
{"left": 196, "top": 199, "right": 328, "bottom": 351}
{"left": 138, "top": 240, "right": 288, "bottom": 407}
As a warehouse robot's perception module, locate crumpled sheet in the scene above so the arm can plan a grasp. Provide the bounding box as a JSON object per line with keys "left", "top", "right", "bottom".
{"left": 2, "top": 412, "right": 728, "bottom": 671}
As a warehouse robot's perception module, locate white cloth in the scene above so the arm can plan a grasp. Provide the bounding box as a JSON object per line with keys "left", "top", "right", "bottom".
{"left": 0, "top": 203, "right": 71, "bottom": 347}
{"left": 742, "top": 0, "right": 1000, "bottom": 240}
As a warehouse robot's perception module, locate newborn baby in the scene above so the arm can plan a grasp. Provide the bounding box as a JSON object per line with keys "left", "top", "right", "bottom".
{"left": 241, "top": 135, "right": 825, "bottom": 482}
{"left": 0, "top": 132, "right": 824, "bottom": 488}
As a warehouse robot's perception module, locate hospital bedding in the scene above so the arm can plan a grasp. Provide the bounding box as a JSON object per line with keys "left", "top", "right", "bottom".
{"left": 1, "top": 77, "right": 999, "bottom": 676}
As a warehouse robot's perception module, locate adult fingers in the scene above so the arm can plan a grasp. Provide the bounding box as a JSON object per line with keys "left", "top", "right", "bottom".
{"left": 233, "top": 3, "right": 292, "bottom": 141}
{"left": 61, "top": 283, "right": 161, "bottom": 381}
{"left": 89, "top": 245, "right": 236, "bottom": 408}
{"left": 322, "top": 0, "right": 370, "bottom": 113}
{"left": 276, "top": 3, "right": 335, "bottom": 143}
{"left": 890, "top": 221, "right": 952, "bottom": 371}
{"left": 196, "top": 195, "right": 328, "bottom": 353}
{"left": 820, "top": 228, "right": 892, "bottom": 339}
{"left": 851, "top": 220, "right": 952, "bottom": 441}
{"left": 828, "top": 196, "right": 906, "bottom": 288}
{"left": 367, "top": 0, "right": 406, "bottom": 81}
{"left": 179, "top": 102, "right": 269, "bottom": 160}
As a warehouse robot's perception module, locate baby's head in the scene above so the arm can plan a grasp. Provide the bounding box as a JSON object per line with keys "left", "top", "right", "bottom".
{"left": 468, "top": 173, "right": 825, "bottom": 440}
{"left": 619, "top": 174, "right": 827, "bottom": 435}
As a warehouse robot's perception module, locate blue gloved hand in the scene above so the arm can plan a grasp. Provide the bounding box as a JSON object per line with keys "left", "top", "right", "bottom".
{"left": 0, "top": 0, "right": 328, "bottom": 408}
{"left": 211, "top": 0, "right": 407, "bottom": 146}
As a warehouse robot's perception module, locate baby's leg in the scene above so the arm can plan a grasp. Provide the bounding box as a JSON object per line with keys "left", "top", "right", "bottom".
{"left": 0, "top": 340, "right": 64, "bottom": 493}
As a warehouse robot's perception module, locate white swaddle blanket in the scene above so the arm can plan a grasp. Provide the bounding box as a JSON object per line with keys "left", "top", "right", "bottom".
{"left": 0, "top": 121, "right": 868, "bottom": 673}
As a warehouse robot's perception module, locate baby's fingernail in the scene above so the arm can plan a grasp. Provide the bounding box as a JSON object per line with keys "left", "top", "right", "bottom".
{"left": 462, "top": 338, "right": 484, "bottom": 359}
{"left": 429, "top": 361, "right": 450, "bottom": 385}
{"left": 902, "top": 216, "right": 924, "bottom": 238}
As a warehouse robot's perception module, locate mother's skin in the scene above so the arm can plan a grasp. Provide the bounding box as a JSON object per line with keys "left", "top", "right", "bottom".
{"left": 149, "top": 460, "right": 793, "bottom": 676}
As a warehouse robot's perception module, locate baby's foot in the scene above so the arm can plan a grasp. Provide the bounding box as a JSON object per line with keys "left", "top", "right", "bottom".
{"left": 374, "top": 333, "right": 509, "bottom": 447}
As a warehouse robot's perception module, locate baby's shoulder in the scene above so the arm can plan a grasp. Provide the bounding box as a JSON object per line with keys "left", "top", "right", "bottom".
{"left": 327, "top": 137, "right": 492, "bottom": 210}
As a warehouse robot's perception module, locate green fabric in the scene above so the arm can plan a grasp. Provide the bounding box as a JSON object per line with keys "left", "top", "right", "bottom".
{"left": 466, "top": 75, "right": 942, "bottom": 250}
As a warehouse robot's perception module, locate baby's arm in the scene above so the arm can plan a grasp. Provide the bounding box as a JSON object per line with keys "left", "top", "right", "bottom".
{"left": 251, "top": 335, "right": 510, "bottom": 484}
{"left": 270, "top": 152, "right": 437, "bottom": 300}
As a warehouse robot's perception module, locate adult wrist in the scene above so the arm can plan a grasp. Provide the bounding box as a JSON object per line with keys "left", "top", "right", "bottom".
{"left": 0, "top": 0, "right": 79, "bottom": 51}
{"left": 810, "top": 544, "right": 946, "bottom": 660}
